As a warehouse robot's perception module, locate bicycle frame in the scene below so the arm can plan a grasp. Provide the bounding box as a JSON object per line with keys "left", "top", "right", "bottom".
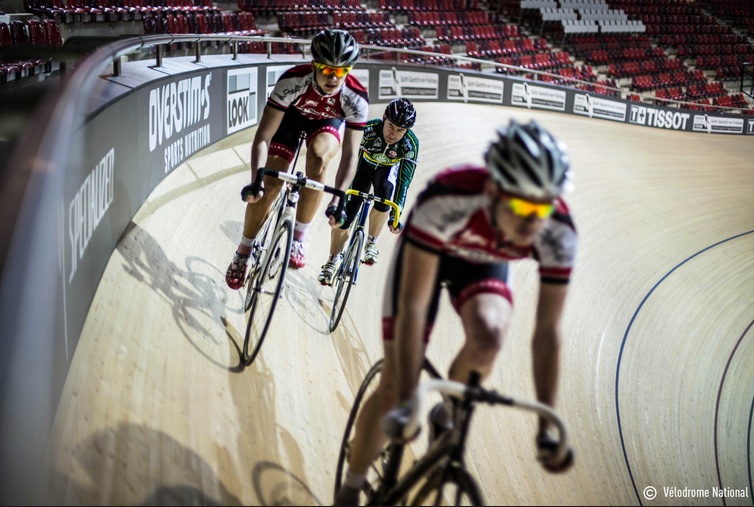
{"left": 250, "top": 132, "right": 307, "bottom": 274}
{"left": 346, "top": 188, "right": 401, "bottom": 232}
{"left": 365, "top": 373, "right": 571, "bottom": 506}
{"left": 244, "top": 132, "right": 306, "bottom": 297}
{"left": 368, "top": 380, "right": 479, "bottom": 506}
{"left": 341, "top": 189, "right": 400, "bottom": 283}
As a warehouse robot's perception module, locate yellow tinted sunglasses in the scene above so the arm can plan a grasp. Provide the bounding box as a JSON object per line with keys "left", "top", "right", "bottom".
{"left": 506, "top": 196, "right": 555, "bottom": 219}
{"left": 313, "top": 62, "right": 352, "bottom": 78}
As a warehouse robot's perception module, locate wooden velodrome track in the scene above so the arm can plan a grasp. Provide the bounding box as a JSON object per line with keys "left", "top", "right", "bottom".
{"left": 43, "top": 101, "right": 754, "bottom": 506}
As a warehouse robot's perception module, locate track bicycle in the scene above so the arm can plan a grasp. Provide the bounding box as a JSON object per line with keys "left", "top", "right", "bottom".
{"left": 326, "top": 189, "right": 401, "bottom": 333}
{"left": 242, "top": 132, "right": 309, "bottom": 317}
{"left": 335, "top": 358, "right": 572, "bottom": 506}
{"left": 239, "top": 134, "right": 346, "bottom": 367}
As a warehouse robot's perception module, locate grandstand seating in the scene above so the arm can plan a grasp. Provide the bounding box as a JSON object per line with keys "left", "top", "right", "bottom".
{"left": 1, "top": 0, "right": 752, "bottom": 112}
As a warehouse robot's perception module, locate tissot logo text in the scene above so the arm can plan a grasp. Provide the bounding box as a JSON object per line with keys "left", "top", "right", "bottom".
{"left": 630, "top": 106, "right": 689, "bottom": 130}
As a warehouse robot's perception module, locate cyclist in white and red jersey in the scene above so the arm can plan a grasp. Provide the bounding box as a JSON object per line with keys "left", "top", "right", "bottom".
{"left": 225, "top": 29, "right": 369, "bottom": 289}
{"left": 334, "top": 120, "right": 577, "bottom": 506}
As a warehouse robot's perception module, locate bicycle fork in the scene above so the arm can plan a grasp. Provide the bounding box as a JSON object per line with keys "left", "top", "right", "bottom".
{"left": 350, "top": 199, "right": 372, "bottom": 285}
{"left": 373, "top": 441, "right": 405, "bottom": 505}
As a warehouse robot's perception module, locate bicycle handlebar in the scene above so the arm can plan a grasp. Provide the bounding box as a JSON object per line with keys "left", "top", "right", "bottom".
{"left": 243, "top": 167, "right": 347, "bottom": 219}
{"left": 345, "top": 189, "right": 401, "bottom": 230}
{"left": 404, "top": 378, "right": 571, "bottom": 465}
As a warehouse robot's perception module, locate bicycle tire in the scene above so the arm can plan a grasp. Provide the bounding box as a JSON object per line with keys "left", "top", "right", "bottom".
{"left": 334, "top": 359, "right": 443, "bottom": 505}
{"left": 244, "top": 189, "right": 285, "bottom": 312}
{"left": 242, "top": 218, "right": 293, "bottom": 366}
{"left": 409, "top": 466, "right": 484, "bottom": 506}
{"left": 329, "top": 228, "right": 364, "bottom": 332}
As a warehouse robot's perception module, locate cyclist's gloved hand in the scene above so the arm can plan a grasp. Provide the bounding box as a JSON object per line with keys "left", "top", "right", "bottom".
{"left": 325, "top": 205, "right": 346, "bottom": 228}
{"left": 241, "top": 177, "right": 265, "bottom": 203}
{"left": 382, "top": 401, "right": 420, "bottom": 443}
{"left": 388, "top": 220, "right": 403, "bottom": 234}
{"left": 536, "top": 432, "right": 574, "bottom": 473}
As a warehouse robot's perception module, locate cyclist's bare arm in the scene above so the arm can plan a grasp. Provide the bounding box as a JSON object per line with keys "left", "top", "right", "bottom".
{"left": 329, "top": 127, "right": 364, "bottom": 204}
{"left": 248, "top": 106, "right": 286, "bottom": 198}
{"left": 532, "top": 281, "right": 569, "bottom": 434}
{"left": 394, "top": 242, "right": 440, "bottom": 402}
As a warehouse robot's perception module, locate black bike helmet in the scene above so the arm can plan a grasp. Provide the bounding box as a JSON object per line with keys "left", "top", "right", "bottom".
{"left": 484, "top": 120, "right": 571, "bottom": 200}
{"left": 384, "top": 98, "right": 417, "bottom": 129}
{"left": 310, "top": 29, "right": 360, "bottom": 68}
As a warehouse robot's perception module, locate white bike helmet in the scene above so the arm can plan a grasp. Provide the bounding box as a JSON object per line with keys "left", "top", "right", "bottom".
{"left": 310, "top": 29, "right": 360, "bottom": 67}
{"left": 484, "top": 120, "right": 572, "bottom": 200}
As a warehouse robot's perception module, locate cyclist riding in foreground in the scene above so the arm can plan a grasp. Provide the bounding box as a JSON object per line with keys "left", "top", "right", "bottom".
{"left": 225, "top": 28, "right": 369, "bottom": 290}
{"left": 319, "top": 98, "right": 420, "bottom": 285}
{"left": 333, "top": 119, "right": 578, "bottom": 506}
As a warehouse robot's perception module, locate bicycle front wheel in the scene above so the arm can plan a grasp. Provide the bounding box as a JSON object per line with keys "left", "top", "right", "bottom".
{"left": 410, "top": 466, "right": 484, "bottom": 506}
{"left": 335, "top": 358, "right": 443, "bottom": 505}
{"left": 244, "top": 189, "right": 284, "bottom": 312}
{"left": 329, "top": 228, "right": 364, "bottom": 332}
{"left": 242, "top": 218, "right": 293, "bottom": 366}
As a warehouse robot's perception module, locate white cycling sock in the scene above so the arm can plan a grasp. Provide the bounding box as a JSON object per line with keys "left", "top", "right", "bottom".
{"left": 294, "top": 221, "right": 310, "bottom": 241}
{"left": 367, "top": 235, "right": 378, "bottom": 244}
{"left": 344, "top": 470, "right": 366, "bottom": 490}
{"left": 240, "top": 236, "right": 253, "bottom": 247}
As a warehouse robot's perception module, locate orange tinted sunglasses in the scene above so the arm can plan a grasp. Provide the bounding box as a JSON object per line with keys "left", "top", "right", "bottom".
{"left": 506, "top": 196, "right": 555, "bottom": 219}
{"left": 313, "top": 62, "right": 352, "bottom": 78}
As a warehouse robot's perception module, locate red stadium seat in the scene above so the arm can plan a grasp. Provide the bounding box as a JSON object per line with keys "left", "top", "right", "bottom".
{"left": 0, "top": 22, "right": 12, "bottom": 47}
{"left": 27, "top": 19, "right": 46, "bottom": 46}
{"left": 43, "top": 19, "right": 63, "bottom": 46}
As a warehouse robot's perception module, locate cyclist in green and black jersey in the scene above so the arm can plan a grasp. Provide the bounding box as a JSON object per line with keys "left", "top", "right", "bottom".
{"left": 318, "top": 98, "right": 420, "bottom": 285}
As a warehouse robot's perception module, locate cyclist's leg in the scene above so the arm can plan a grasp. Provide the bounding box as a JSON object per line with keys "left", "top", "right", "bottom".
{"left": 328, "top": 222, "right": 349, "bottom": 259}
{"left": 445, "top": 261, "right": 512, "bottom": 385}
{"left": 364, "top": 164, "right": 397, "bottom": 264}
{"left": 333, "top": 341, "right": 398, "bottom": 506}
{"left": 320, "top": 168, "right": 367, "bottom": 285}
{"left": 368, "top": 163, "right": 397, "bottom": 236}
{"left": 227, "top": 156, "right": 287, "bottom": 289}
{"left": 329, "top": 163, "right": 370, "bottom": 256}
{"left": 336, "top": 239, "right": 441, "bottom": 502}
{"left": 344, "top": 340, "right": 400, "bottom": 474}
{"left": 239, "top": 107, "right": 307, "bottom": 251}
{"left": 290, "top": 121, "right": 342, "bottom": 268}
{"left": 367, "top": 207, "right": 390, "bottom": 238}
{"left": 296, "top": 124, "right": 341, "bottom": 232}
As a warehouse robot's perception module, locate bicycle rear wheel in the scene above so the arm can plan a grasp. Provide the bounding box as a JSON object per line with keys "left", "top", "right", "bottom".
{"left": 329, "top": 228, "right": 364, "bottom": 332}
{"left": 410, "top": 466, "right": 483, "bottom": 506}
{"left": 335, "top": 358, "right": 443, "bottom": 505}
{"left": 242, "top": 218, "right": 293, "bottom": 366}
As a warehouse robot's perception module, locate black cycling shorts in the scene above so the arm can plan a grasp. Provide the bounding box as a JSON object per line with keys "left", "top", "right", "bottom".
{"left": 340, "top": 159, "right": 397, "bottom": 229}
{"left": 269, "top": 107, "right": 344, "bottom": 162}
{"left": 381, "top": 236, "right": 511, "bottom": 343}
